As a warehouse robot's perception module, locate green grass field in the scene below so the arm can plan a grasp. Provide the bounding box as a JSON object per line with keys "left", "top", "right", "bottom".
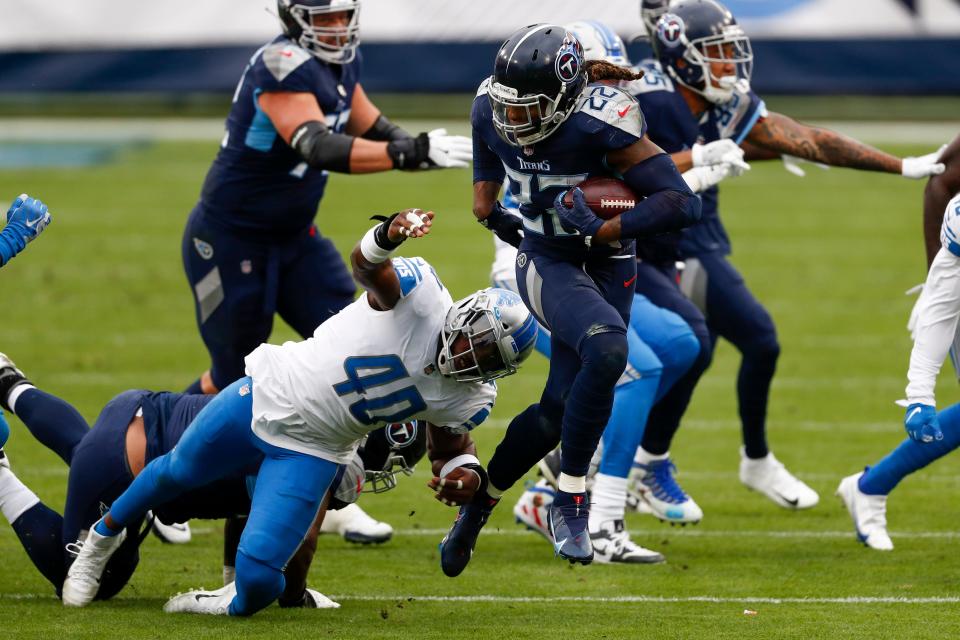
{"left": 1, "top": 137, "right": 960, "bottom": 639}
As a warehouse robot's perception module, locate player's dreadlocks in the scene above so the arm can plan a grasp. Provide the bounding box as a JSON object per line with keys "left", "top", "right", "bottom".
{"left": 584, "top": 60, "right": 645, "bottom": 83}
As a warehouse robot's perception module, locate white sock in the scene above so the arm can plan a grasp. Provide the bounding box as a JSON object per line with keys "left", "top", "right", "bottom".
{"left": 588, "top": 472, "right": 627, "bottom": 532}
{"left": 634, "top": 448, "right": 670, "bottom": 466}
{"left": 7, "top": 383, "right": 35, "bottom": 414}
{"left": 557, "top": 472, "right": 586, "bottom": 494}
{"left": 0, "top": 467, "right": 41, "bottom": 524}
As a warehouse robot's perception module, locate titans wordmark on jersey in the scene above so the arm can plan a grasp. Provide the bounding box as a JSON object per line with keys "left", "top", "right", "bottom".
{"left": 198, "top": 36, "right": 362, "bottom": 236}
{"left": 244, "top": 257, "right": 496, "bottom": 464}
{"left": 472, "top": 79, "right": 646, "bottom": 247}
{"left": 623, "top": 59, "right": 767, "bottom": 257}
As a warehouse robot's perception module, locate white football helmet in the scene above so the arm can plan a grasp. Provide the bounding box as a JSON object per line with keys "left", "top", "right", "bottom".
{"left": 438, "top": 288, "right": 537, "bottom": 383}
{"left": 564, "top": 20, "right": 631, "bottom": 66}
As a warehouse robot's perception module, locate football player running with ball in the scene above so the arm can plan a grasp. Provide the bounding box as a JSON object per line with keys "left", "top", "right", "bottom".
{"left": 837, "top": 133, "right": 960, "bottom": 550}
{"left": 62, "top": 210, "right": 537, "bottom": 615}
{"left": 610, "top": 0, "right": 947, "bottom": 523}
{"left": 440, "top": 24, "right": 701, "bottom": 573}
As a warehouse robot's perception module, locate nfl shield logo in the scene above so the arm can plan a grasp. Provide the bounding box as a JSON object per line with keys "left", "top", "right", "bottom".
{"left": 241, "top": 260, "right": 252, "bottom": 274}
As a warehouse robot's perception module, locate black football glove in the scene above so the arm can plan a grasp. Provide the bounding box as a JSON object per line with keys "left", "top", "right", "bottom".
{"left": 479, "top": 202, "right": 524, "bottom": 248}
{"left": 387, "top": 129, "right": 472, "bottom": 170}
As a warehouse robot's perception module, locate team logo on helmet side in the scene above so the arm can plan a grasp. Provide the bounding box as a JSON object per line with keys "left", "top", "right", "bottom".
{"left": 554, "top": 36, "right": 583, "bottom": 83}
{"left": 657, "top": 14, "right": 685, "bottom": 48}
{"left": 385, "top": 421, "right": 419, "bottom": 448}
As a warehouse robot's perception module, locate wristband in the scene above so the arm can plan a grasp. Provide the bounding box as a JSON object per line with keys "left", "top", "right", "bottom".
{"left": 360, "top": 226, "right": 394, "bottom": 263}
{"left": 439, "top": 454, "right": 481, "bottom": 479}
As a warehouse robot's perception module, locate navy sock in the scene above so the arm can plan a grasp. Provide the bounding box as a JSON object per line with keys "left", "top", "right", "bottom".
{"left": 859, "top": 403, "right": 960, "bottom": 495}
{"left": 560, "top": 332, "right": 628, "bottom": 477}
{"left": 14, "top": 389, "right": 89, "bottom": 465}
{"left": 184, "top": 378, "right": 203, "bottom": 395}
{"left": 12, "top": 502, "right": 66, "bottom": 589}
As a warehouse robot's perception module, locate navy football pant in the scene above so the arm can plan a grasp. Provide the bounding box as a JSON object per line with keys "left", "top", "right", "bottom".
{"left": 183, "top": 207, "right": 356, "bottom": 390}
{"left": 488, "top": 243, "right": 633, "bottom": 489}
{"left": 9, "top": 389, "right": 143, "bottom": 598}
{"left": 683, "top": 253, "right": 780, "bottom": 458}
{"left": 106, "top": 378, "right": 339, "bottom": 616}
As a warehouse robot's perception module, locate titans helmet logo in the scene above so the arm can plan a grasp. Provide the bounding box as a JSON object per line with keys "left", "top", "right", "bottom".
{"left": 658, "top": 14, "right": 685, "bottom": 48}
{"left": 385, "top": 420, "right": 419, "bottom": 448}
{"left": 555, "top": 36, "right": 582, "bottom": 83}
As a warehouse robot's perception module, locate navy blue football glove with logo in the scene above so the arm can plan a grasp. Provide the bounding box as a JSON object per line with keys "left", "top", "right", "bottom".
{"left": 554, "top": 188, "right": 604, "bottom": 241}
{"left": 479, "top": 201, "right": 524, "bottom": 248}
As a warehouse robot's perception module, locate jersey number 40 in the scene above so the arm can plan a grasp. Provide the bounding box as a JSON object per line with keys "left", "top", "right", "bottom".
{"left": 333, "top": 355, "right": 427, "bottom": 426}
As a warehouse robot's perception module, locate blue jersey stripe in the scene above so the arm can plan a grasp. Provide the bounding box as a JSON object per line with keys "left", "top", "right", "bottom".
{"left": 734, "top": 99, "right": 766, "bottom": 144}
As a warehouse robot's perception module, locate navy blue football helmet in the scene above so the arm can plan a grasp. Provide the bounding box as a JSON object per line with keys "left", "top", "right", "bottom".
{"left": 488, "top": 24, "right": 587, "bottom": 147}
{"left": 652, "top": 0, "right": 753, "bottom": 104}
{"left": 277, "top": 0, "right": 361, "bottom": 64}
{"left": 359, "top": 420, "right": 426, "bottom": 494}
{"left": 640, "top": 0, "right": 673, "bottom": 38}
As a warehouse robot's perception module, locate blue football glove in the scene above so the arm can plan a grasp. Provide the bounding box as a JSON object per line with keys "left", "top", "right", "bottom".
{"left": 6, "top": 194, "right": 52, "bottom": 243}
{"left": 0, "top": 408, "right": 9, "bottom": 448}
{"left": 554, "top": 188, "right": 604, "bottom": 240}
{"left": 904, "top": 403, "right": 943, "bottom": 443}
{"left": 479, "top": 201, "right": 524, "bottom": 248}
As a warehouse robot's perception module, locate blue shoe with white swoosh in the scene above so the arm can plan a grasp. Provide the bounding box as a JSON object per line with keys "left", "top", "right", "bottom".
{"left": 547, "top": 490, "right": 593, "bottom": 565}
{"left": 630, "top": 457, "right": 703, "bottom": 524}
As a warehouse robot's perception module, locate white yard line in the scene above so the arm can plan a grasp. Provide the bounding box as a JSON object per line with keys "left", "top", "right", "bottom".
{"left": 387, "top": 528, "right": 960, "bottom": 539}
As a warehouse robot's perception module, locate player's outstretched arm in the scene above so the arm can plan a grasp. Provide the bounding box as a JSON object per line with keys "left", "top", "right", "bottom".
{"left": 1, "top": 194, "right": 52, "bottom": 267}
{"left": 351, "top": 209, "right": 434, "bottom": 311}
{"left": 923, "top": 134, "right": 960, "bottom": 267}
{"left": 426, "top": 424, "right": 486, "bottom": 506}
{"left": 746, "top": 111, "right": 945, "bottom": 179}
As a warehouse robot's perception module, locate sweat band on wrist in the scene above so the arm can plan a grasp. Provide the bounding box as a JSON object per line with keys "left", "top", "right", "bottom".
{"left": 439, "top": 454, "right": 481, "bottom": 479}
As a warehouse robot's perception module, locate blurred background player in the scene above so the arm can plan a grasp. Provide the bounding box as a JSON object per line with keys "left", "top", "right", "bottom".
{"left": 441, "top": 24, "right": 700, "bottom": 573}
{"left": 506, "top": 19, "right": 748, "bottom": 564}
{"left": 0, "top": 194, "right": 51, "bottom": 451}
{"left": 837, "top": 132, "right": 960, "bottom": 550}
{"left": 181, "top": 0, "right": 470, "bottom": 538}
{"left": 613, "top": 0, "right": 946, "bottom": 523}
{"left": 63, "top": 210, "right": 536, "bottom": 615}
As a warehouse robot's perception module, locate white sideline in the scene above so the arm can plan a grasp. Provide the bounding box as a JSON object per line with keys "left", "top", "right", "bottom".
{"left": 389, "top": 528, "right": 960, "bottom": 539}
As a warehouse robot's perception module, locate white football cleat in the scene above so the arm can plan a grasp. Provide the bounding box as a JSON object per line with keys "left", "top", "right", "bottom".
{"left": 164, "top": 582, "right": 236, "bottom": 615}
{"left": 0, "top": 447, "right": 9, "bottom": 470}
{"left": 320, "top": 502, "right": 393, "bottom": 544}
{"left": 836, "top": 471, "right": 893, "bottom": 551}
{"left": 630, "top": 457, "right": 704, "bottom": 524}
{"left": 739, "top": 449, "right": 819, "bottom": 509}
{"left": 302, "top": 588, "right": 340, "bottom": 609}
{"left": 148, "top": 511, "right": 192, "bottom": 545}
{"left": 512, "top": 479, "right": 554, "bottom": 540}
{"left": 590, "top": 520, "right": 665, "bottom": 564}
{"left": 62, "top": 524, "right": 127, "bottom": 606}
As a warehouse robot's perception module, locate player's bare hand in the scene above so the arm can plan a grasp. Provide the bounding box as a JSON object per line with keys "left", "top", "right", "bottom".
{"left": 388, "top": 208, "right": 434, "bottom": 242}
{"left": 428, "top": 466, "right": 481, "bottom": 506}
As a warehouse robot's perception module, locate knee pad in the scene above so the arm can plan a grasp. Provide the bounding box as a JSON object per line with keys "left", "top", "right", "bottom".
{"left": 580, "top": 328, "right": 629, "bottom": 385}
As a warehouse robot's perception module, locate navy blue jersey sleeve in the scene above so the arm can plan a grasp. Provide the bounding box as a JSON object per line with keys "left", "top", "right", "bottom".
{"left": 471, "top": 80, "right": 506, "bottom": 184}
{"left": 249, "top": 40, "right": 319, "bottom": 94}
{"left": 710, "top": 82, "right": 767, "bottom": 144}
{"left": 572, "top": 84, "right": 646, "bottom": 152}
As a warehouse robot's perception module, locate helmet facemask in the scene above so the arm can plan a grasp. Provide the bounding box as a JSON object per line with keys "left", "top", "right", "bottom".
{"left": 363, "top": 451, "right": 414, "bottom": 493}
{"left": 285, "top": 1, "right": 361, "bottom": 64}
{"left": 437, "top": 289, "right": 536, "bottom": 383}
{"left": 488, "top": 81, "right": 575, "bottom": 147}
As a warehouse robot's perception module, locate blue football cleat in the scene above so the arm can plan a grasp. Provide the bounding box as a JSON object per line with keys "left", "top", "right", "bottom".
{"left": 547, "top": 491, "right": 593, "bottom": 565}
{"left": 630, "top": 457, "right": 703, "bottom": 524}
{"left": 439, "top": 497, "right": 498, "bottom": 577}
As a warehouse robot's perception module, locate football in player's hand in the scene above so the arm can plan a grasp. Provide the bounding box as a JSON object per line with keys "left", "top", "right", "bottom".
{"left": 429, "top": 466, "right": 482, "bottom": 506}
{"left": 562, "top": 177, "right": 638, "bottom": 220}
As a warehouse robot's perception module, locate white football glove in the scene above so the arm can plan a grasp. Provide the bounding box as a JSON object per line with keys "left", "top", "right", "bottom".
{"left": 426, "top": 128, "right": 472, "bottom": 169}
{"left": 902, "top": 144, "right": 947, "bottom": 180}
{"left": 690, "top": 139, "right": 750, "bottom": 173}
{"left": 781, "top": 154, "right": 829, "bottom": 177}
{"left": 682, "top": 161, "right": 749, "bottom": 193}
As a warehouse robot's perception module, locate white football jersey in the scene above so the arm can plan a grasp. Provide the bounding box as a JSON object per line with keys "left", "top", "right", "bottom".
{"left": 245, "top": 256, "right": 497, "bottom": 463}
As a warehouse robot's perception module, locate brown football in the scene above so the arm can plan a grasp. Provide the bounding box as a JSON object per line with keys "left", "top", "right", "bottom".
{"left": 562, "top": 176, "right": 639, "bottom": 220}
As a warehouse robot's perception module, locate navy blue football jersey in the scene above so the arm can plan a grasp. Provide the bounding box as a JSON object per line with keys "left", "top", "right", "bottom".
{"left": 624, "top": 59, "right": 766, "bottom": 257}
{"left": 473, "top": 79, "right": 646, "bottom": 255}
{"left": 139, "top": 392, "right": 215, "bottom": 464}
{"left": 198, "top": 36, "right": 362, "bottom": 235}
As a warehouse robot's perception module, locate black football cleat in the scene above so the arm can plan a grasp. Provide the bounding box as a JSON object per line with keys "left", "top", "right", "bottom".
{"left": 439, "top": 496, "right": 498, "bottom": 577}
{"left": 548, "top": 491, "right": 593, "bottom": 565}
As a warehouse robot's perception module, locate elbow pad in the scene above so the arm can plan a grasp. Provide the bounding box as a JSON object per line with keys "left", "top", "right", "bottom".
{"left": 362, "top": 114, "right": 411, "bottom": 142}
{"left": 290, "top": 120, "right": 355, "bottom": 173}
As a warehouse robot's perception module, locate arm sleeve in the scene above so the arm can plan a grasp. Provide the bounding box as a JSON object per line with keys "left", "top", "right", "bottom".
{"left": 906, "top": 247, "right": 960, "bottom": 405}
{"left": 0, "top": 223, "right": 27, "bottom": 267}
{"left": 618, "top": 153, "right": 702, "bottom": 238}
{"left": 471, "top": 94, "right": 505, "bottom": 184}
